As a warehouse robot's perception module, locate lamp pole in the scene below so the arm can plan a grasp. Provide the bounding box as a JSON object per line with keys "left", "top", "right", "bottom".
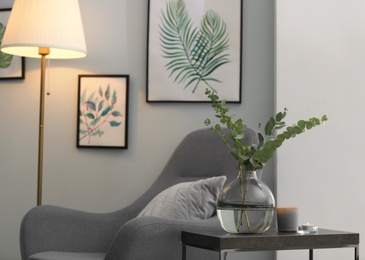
{"left": 37, "top": 47, "right": 50, "bottom": 206}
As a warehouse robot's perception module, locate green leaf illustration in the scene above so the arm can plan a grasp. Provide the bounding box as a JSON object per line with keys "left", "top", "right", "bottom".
{"left": 101, "top": 106, "right": 111, "bottom": 117}
{"left": 0, "top": 23, "right": 13, "bottom": 69}
{"left": 111, "top": 111, "right": 123, "bottom": 117}
{"left": 97, "top": 130, "right": 104, "bottom": 137}
{"left": 81, "top": 88, "right": 87, "bottom": 105}
{"left": 86, "top": 113, "right": 95, "bottom": 119}
{"left": 112, "top": 90, "right": 117, "bottom": 105}
{"left": 91, "top": 130, "right": 99, "bottom": 137}
{"left": 86, "top": 101, "right": 96, "bottom": 111}
{"left": 110, "top": 121, "right": 121, "bottom": 127}
{"left": 98, "top": 86, "right": 103, "bottom": 97}
{"left": 160, "top": 0, "right": 230, "bottom": 93}
{"left": 98, "top": 101, "right": 104, "bottom": 112}
{"left": 0, "top": 53, "right": 13, "bottom": 68}
{"left": 105, "top": 84, "right": 110, "bottom": 101}
{"left": 79, "top": 83, "right": 124, "bottom": 144}
{"left": 88, "top": 91, "right": 96, "bottom": 102}
{"left": 90, "top": 117, "right": 101, "bottom": 126}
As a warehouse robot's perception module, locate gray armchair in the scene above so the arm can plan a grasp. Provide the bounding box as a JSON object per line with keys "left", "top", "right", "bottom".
{"left": 20, "top": 128, "right": 257, "bottom": 260}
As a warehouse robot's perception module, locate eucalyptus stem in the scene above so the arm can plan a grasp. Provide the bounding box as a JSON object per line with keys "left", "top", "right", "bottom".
{"left": 242, "top": 172, "right": 252, "bottom": 232}
{"left": 236, "top": 168, "right": 252, "bottom": 232}
{"left": 237, "top": 168, "right": 244, "bottom": 232}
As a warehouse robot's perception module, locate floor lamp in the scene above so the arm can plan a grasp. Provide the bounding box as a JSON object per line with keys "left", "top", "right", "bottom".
{"left": 1, "top": 0, "right": 87, "bottom": 206}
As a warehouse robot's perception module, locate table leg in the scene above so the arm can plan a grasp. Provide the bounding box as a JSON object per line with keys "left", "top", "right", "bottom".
{"left": 182, "top": 243, "right": 186, "bottom": 260}
{"left": 309, "top": 249, "right": 313, "bottom": 260}
{"left": 219, "top": 251, "right": 228, "bottom": 260}
{"left": 355, "top": 245, "right": 359, "bottom": 260}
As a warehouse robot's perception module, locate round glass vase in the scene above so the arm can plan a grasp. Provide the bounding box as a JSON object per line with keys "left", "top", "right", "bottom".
{"left": 217, "top": 170, "right": 275, "bottom": 233}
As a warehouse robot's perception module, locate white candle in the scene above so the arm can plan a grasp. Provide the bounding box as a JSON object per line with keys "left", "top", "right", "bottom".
{"left": 301, "top": 223, "right": 314, "bottom": 231}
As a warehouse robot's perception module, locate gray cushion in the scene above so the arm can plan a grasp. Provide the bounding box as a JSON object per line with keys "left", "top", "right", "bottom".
{"left": 28, "top": 252, "right": 105, "bottom": 260}
{"left": 137, "top": 176, "right": 226, "bottom": 220}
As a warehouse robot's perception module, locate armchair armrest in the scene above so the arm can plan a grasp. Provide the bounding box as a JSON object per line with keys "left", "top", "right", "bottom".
{"left": 104, "top": 216, "right": 222, "bottom": 260}
{"left": 20, "top": 205, "right": 131, "bottom": 260}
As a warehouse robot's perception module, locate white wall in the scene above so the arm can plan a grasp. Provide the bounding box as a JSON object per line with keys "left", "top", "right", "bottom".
{"left": 277, "top": 0, "right": 365, "bottom": 259}
{"left": 0, "top": 0, "right": 275, "bottom": 259}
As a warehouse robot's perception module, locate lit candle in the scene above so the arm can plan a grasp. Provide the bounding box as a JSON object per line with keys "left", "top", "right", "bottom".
{"left": 301, "top": 223, "right": 315, "bottom": 231}
{"left": 277, "top": 207, "right": 298, "bottom": 232}
{"left": 297, "top": 223, "right": 318, "bottom": 234}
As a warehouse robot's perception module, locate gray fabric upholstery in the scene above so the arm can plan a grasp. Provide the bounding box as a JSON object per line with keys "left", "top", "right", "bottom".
{"left": 20, "top": 128, "right": 257, "bottom": 260}
{"left": 137, "top": 176, "right": 226, "bottom": 220}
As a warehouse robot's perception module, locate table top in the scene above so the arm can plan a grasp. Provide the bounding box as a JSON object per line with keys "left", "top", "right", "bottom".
{"left": 181, "top": 229, "right": 359, "bottom": 252}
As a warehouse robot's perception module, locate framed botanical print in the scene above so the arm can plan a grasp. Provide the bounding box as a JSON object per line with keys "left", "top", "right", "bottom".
{"left": 77, "top": 75, "right": 129, "bottom": 149}
{"left": 147, "top": 0, "right": 242, "bottom": 102}
{"left": 0, "top": 8, "right": 25, "bottom": 80}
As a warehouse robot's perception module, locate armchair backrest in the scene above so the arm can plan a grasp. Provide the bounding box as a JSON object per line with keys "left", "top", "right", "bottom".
{"left": 128, "top": 127, "right": 258, "bottom": 217}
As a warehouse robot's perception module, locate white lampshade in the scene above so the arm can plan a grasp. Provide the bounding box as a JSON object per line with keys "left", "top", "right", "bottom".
{"left": 1, "top": 0, "right": 87, "bottom": 59}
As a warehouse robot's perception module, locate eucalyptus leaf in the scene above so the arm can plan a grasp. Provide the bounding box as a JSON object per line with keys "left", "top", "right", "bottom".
{"left": 265, "top": 117, "right": 275, "bottom": 136}
{"left": 275, "top": 112, "right": 283, "bottom": 122}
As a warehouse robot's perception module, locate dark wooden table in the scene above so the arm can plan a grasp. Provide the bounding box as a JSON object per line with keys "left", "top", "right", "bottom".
{"left": 181, "top": 229, "right": 359, "bottom": 260}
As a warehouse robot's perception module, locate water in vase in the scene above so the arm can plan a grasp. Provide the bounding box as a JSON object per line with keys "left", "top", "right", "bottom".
{"left": 217, "top": 202, "right": 275, "bottom": 233}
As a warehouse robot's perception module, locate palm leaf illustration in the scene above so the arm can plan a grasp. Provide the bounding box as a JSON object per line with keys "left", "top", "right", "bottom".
{"left": 160, "top": 0, "right": 230, "bottom": 93}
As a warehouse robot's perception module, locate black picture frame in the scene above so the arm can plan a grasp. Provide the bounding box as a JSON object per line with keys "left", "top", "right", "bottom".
{"left": 0, "top": 8, "right": 25, "bottom": 80}
{"left": 146, "top": 0, "right": 242, "bottom": 103}
{"left": 77, "top": 75, "right": 129, "bottom": 149}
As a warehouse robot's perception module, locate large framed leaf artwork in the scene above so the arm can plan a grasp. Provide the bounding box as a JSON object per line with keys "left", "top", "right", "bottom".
{"left": 0, "top": 8, "right": 25, "bottom": 80}
{"left": 147, "top": 0, "right": 242, "bottom": 102}
{"left": 77, "top": 75, "right": 129, "bottom": 149}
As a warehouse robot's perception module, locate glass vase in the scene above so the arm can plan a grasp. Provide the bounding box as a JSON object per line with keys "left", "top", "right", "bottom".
{"left": 217, "top": 170, "right": 275, "bottom": 233}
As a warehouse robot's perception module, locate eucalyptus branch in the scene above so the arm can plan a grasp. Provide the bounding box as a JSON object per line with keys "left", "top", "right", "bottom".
{"left": 204, "top": 88, "right": 328, "bottom": 172}
{"left": 205, "top": 89, "right": 327, "bottom": 233}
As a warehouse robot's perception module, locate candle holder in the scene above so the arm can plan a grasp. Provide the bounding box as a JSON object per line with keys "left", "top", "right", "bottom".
{"left": 297, "top": 223, "right": 318, "bottom": 234}
{"left": 277, "top": 207, "right": 298, "bottom": 232}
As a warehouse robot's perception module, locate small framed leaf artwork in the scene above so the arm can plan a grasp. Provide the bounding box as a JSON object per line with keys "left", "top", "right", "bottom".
{"left": 0, "top": 8, "right": 25, "bottom": 80}
{"left": 77, "top": 75, "right": 129, "bottom": 149}
{"left": 147, "top": 0, "right": 242, "bottom": 102}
